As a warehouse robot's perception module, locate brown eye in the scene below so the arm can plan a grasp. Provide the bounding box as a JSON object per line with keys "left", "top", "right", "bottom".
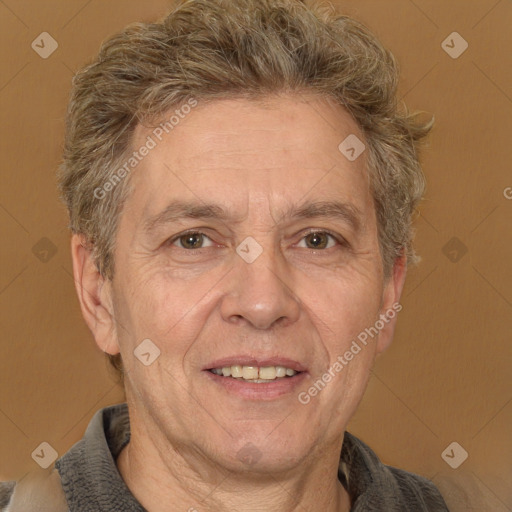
{"left": 173, "top": 232, "right": 212, "bottom": 249}
{"left": 301, "top": 231, "right": 337, "bottom": 250}
{"left": 305, "top": 232, "right": 328, "bottom": 249}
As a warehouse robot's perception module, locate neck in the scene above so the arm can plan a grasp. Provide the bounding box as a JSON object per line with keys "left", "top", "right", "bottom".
{"left": 116, "top": 413, "right": 351, "bottom": 512}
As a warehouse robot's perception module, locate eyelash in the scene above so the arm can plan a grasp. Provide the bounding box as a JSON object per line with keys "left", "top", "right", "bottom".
{"left": 167, "top": 229, "right": 349, "bottom": 253}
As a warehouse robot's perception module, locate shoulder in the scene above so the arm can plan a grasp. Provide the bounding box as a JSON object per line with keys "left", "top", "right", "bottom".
{"left": 434, "top": 470, "right": 511, "bottom": 512}
{"left": 0, "top": 404, "right": 129, "bottom": 512}
{"left": 385, "top": 465, "right": 449, "bottom": 510}
{"left": 0, "top": 481, "right": 15, "bottom": 510}
{"left": 0, "top": 468, "right": 68, "bottom": 512}
{"left": 342, "top": 432, "right": 449, "bottom": 511}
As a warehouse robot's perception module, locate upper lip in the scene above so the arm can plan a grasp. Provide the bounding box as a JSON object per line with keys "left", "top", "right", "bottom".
{"left": 204, "top": 356, "right": 307, "bottom": 373}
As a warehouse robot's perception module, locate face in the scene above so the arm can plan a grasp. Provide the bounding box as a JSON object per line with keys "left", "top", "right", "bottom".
{"left": 79, "top": 94, "right": 405, "bottom": 474}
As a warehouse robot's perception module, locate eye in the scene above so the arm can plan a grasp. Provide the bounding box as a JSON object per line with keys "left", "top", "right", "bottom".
{"left": 167, "top": 230, "right": 346, "bottom": 252}
{"left": 296, "top": 231, "right": 341, "bottom": 250}
{"left": 171, "top": 231, "right": 214, "bottom": 250}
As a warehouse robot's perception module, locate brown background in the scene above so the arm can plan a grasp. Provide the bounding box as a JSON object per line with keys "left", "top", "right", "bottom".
{"left": 0, "top": 1, "right": 510, "bottom": 510}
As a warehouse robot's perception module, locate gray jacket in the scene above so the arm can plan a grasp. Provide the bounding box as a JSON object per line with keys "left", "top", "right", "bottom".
{"left": 1, "top": 403, "right": 449, "bottom": 511}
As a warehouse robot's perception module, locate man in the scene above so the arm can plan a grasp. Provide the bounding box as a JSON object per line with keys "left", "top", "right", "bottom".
{"left": 2, "top": 0, "right": 450, "bottom": 510}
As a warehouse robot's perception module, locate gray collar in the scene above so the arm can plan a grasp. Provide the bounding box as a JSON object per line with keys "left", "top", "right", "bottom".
{"left": 55, "top": 403, "right": 448, "bottom": 511}
{"left": 56, "top": 403, "right": 143, "bottom": 511}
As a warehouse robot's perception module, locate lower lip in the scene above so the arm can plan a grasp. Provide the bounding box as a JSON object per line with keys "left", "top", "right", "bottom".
{"left": 203, "top": 370, "right": 307, "bottom": 400}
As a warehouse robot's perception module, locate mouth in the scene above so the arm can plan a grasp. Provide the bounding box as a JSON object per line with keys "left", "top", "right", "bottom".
{"left": 208, "top": 365, "right": 301, "bottom": 383}
{"left": 203, "top": 358, "right": 307, "bottom": 399}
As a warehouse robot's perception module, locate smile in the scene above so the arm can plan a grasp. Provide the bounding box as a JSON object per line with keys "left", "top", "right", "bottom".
{"left": 209, "top": 365, "right": 299, "bottom": 382}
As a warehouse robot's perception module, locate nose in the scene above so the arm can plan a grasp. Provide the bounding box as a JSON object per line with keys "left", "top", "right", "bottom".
{"left": 219, "top": 242, "right": 301, "bottom": 330}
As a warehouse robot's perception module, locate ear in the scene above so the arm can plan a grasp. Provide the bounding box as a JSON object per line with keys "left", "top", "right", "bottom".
{"left": 70, "top": 234, "right": 119, "bottom": 355}
{"left": 375, "top": 250, "right": 407, "bottom": 355}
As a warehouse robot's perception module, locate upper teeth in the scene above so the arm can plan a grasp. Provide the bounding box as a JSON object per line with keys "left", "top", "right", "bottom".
{"left": 211, "top": 365, "right": 297, "bottom": 380}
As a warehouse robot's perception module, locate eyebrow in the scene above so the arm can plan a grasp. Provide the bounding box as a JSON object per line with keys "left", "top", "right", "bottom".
{"left": 143, "top": 199, "right": 363, "bottom": 234}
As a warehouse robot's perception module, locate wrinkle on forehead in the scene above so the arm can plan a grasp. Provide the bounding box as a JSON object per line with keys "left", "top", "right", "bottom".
{"left": 124, "top": 95, "right": 372, "bottom": 236}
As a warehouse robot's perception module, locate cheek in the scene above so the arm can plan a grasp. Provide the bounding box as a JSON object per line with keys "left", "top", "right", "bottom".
{"left": 117, "top": 268, "right": 217, "bottom": 350}
{"left": 309, "top": 271, "right": 383, "bottom": 409}
{"left": 306, "top": 272, "right": 383, "bottom": 351}
{"left": 307, "top": 283, "right": 380, "bottom": 423}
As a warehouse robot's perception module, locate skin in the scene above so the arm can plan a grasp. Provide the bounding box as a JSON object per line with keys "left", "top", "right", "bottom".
{"left": 71, "top": 94, "right": 407, "bottom": 512}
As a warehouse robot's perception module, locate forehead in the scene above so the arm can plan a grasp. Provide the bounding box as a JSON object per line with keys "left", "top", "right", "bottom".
{"left": 126, "top": 94, "right": 372, "bottom": 224}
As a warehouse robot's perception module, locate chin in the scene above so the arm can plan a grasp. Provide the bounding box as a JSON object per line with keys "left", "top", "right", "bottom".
{"left": 207, "top": 432, "right": 311, "bottom": 475}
